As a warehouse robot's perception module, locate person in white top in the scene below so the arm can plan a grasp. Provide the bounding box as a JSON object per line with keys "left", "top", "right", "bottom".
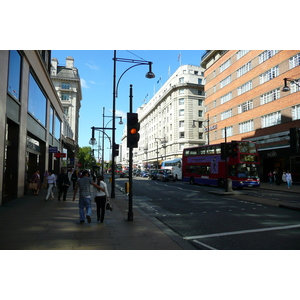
{"left": 45, "top": 170, "right": 56, "bottom": 201}
{"left": 93, "top": 175, "right": 109, "bottom": 222}
{"left": 285, "top": 170, "right": 292, "bottom": 188}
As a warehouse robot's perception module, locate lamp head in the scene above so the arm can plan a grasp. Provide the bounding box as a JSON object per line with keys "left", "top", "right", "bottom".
{"left": 282, "top": 78, "right": 290, "bottom": 92}
{"left": 145, "top": 62, "right": 155, "bottom": 79}
{"left": 119, "top": 117, "right": 123, "bottom": 125}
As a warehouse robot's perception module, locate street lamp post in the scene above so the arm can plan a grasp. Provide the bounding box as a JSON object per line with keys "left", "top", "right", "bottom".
{"left": 111, "top": 50, "right": 155, "bottom": 199}
{"left": 282, "top": 78, "right": 300, "bottom": 92}
{"left": 192, "top": 113, "right": 210, "bottom": 145}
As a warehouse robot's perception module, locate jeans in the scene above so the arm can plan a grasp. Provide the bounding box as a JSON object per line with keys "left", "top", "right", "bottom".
{"left": 95, "top": 196, "right": 106, "bottom": 222}
{"left": 46, "top": 183, "right": 54, "bottom": 200}
{"left": 79, "top": 196, "right": 92, "bottom": 221}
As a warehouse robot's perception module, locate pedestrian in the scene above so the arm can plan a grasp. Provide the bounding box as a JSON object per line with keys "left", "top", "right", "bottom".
{"left": 45, "top": 170, "right": 56, "bottom": 201}
{"left": 267, "top": 171, "right": 273, "bottom": 184}
{"left": 56, "top": 168, "right": 70, "bottom": 201}
{"left": 71, "top": 170, "right": 78, "bottom": 190}
{"left": 282, "top": 171, "right": 287, "bottom": 186}
{"left": 93, "top": 175, "right": 110, "bottom": 223}
{"left": 286, "top": 170, "right": 292, "bottom": 188}
{"left": 30, "top": 170, "right": 41, "bottom": 195}
{"left": 73, "top": 170, "right": 105, "bottom": 223}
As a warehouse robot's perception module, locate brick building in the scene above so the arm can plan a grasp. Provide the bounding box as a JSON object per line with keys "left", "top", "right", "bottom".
{"left": 201, "top": 50, "right": 300, "bottom": 182}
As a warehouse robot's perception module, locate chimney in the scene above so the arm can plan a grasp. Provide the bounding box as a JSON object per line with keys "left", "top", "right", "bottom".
{"left": 66, "top": 56, "right": 74, "bottom": 68}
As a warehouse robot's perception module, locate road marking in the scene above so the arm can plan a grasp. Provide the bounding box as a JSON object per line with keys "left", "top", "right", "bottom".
{"left": 183, "top": 224, "right": 300, "bottom": 240}
{"left": 192, "top": 240, "right": 217, "bottom": 250}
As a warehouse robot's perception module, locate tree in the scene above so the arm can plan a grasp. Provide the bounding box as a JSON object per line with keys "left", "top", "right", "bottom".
{"left": 78, "top": 147, "right": 97, "bottom": 170}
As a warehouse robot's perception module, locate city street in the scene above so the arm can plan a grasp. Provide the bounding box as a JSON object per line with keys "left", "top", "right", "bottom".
{"left": 116, "top": 176, "right": 300, "bottom": 250}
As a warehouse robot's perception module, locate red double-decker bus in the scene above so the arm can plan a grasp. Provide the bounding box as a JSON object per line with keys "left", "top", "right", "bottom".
{"left": 182, "top": 141, "right": 260, "bottom": 188}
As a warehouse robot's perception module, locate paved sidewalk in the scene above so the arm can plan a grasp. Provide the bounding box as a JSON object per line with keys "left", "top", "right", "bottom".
{"left": 0, "top": 182, "right": 195, "bottom": 250}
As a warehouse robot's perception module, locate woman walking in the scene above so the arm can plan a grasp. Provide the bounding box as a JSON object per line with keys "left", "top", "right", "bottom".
{"left": 93, "top": 175, "right": 109, "bottom": 223}
{"left": 31, "top": 170, "right": 41, "bottom": 195}
{"left": 286, "top": 170, "right": 292, "bottom": 188}
{"left": 45, "top": 170, "right": 56, "bottom": 201}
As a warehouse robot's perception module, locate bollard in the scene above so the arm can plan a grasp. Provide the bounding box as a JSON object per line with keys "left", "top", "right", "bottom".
{"left": 125, "top": 182, "right": 130, "bottom": 193}
{"left": 109, "top": 176, "right": 112, "bottom": 183}
{"left": 226, "top": 178, "right": 233, "bottom": 192}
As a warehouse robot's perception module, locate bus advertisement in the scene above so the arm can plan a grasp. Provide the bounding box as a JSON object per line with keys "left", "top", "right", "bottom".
{"left": 161, "top": 158, "right": 182, "bottom": 180}
{"left": 182, "top": 141, "right": 260, "bottom": 188}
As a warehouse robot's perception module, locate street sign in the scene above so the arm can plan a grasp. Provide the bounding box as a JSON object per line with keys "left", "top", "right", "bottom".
{"left": 49, "top": 146, "right": 58, "bottom": 153}
{"left": 54, "top": 153, "right": 66, "bottom": 158}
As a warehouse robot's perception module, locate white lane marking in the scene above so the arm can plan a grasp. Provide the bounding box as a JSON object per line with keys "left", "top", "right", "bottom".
{"left": 184, "top": 224, "right": 300, "bottom": 240}
{"left": 192, "top": 240, "right": 217, "bottom": 250}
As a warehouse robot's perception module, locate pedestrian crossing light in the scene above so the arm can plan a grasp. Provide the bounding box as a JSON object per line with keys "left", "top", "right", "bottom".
{"left": 127, "top": 113, "right": 140, "bottom": 148}
{"left": 228, "top": 141, "right": 239, "bottom": 158}
{"left": 113, "top": 143, "right": 120, "bottom": 157}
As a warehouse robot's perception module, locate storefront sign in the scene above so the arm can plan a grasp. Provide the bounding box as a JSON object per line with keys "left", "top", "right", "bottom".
{"left": 49, "top": 146, "right": 58, "bottom": 153}
{"left": 54, "top": 153, "right": 66, "bottom": 158}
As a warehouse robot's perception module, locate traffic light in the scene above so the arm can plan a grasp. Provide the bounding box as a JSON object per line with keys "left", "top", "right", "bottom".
{"left": 230, "top": 141, "right": 239, "bottom": 158}
{"left": 227, "top": 141, "right": 239, "bottom": 158}
{"left": 113, "top": 143, "right": 119, "bottom": 157}
{"left": 289, "top": 127, "right": 300, "bottom": 154}
{"left": 127, "top": 113, "right": 140, "bottom": 148}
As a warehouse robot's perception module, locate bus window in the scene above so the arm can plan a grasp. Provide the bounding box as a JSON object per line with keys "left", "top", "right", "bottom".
{"left": 207, "top": 146, "right": 215, "bottom": 154}
{"left": 239, "top": 142, "right": 257, "bottom": 154}
{"left": 199, "top": 148, "right": 206, "bottom": 155}
{"left": 215, "top": 145, "right": 221, "bottom": 154}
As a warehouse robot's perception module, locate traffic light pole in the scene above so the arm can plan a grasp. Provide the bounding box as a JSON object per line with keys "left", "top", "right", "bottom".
{"left": 128, "top": 84, "right": 134, "bottom": 221}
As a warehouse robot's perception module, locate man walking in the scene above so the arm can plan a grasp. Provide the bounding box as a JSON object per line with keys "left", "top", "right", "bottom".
{"left": 73, "top": 170, "right": 105, "bottom": 223}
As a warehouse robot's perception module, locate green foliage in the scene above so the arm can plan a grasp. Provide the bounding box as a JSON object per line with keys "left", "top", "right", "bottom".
{"left": 78, "top": 147, "right": 97, "bottom": 169}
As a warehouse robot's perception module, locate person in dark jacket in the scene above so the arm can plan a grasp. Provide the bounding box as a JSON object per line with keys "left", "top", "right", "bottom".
{"left": 71, "top": 170, "right": 78, "bottom": 190}
{"left": 56, "top": 169, "right": 70, "bottom": 201}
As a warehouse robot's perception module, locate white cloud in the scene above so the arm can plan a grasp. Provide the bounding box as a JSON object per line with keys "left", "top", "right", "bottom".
{"left": 85, "top": 63, "right": 100, "bottom": 70}
{"left": 80, "top": 78, "right": 89, "bottom": 89}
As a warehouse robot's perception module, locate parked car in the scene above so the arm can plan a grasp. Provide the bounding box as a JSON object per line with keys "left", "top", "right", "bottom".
{"left": 157, "top": 169, "right": 175, "bottom": 182}
{"left": 140, "top": 171, "right": 149, "bottom": 178}
{"left": 134, "top": 170, "right": 141, "bottom": 177}
{"left": 120, "top": 170, "right": 129, "bottom": 178}
{"left": 148, "top": 170, "right": 158, "bottom": 180}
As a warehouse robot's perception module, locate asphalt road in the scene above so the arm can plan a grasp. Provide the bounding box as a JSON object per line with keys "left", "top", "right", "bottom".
{"left": 116, "top": 176, "right": 300, "bottom": 250}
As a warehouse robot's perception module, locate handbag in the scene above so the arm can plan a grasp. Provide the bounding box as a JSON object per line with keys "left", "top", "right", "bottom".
{"left": 106, "top": 202, "right": 113, "bottom": 211}
{"left": 29, "top": 183, "right": 38, "bottom": 190}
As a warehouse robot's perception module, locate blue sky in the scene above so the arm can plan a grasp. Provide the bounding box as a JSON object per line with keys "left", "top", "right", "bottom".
{"left": 52, "top": 50, "right": 206, "bottom": 160}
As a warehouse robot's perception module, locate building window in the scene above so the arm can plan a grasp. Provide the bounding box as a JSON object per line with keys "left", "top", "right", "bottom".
{"left": 54, "top": 114, "right": 61, "bottom": 140}
{"left": 7, "top": 50, "right": 22, "bottom": 101}
{"left": 260, "top": 88, "right": 280, "bottom": 105}
{"left": 198, "top": 110, "right": 203, "bottom": 117}
{"left": 237, "top": 61, "right": 252, "bottom": 77}
{"left": 239, "top": 120, "right": 254, "bottom": 133}
{"left": 62, "top": 82, "right": 70, "bottom": 89}
{"left": 220, "top": 92, "right": 232, "bottom": 104}
{"left": 260, "top": 66, "right": 279, "bottom": 84}
{"left": 198, "top": 99, "right": 203, "bottom": 106}
{"left": 222, "top": 126, "right": 233, "bottom": 138}
{"left": 259, "top": 50, "right": 278, "bottom": 64}
{"left": 220, "top": 75, "right": 231, "bottom": 88}
{"left": 179, "top": 120, "right": 184, "bottom": 128}
{"left": 179, "top": 132, "right": 185, "bottom": 139}
{"left": 292, "top": 105, "right": 300, "bottom": 120}
{"left": 238, "top": 100, "right": 253, "bottom": 113}
{"left": 221, "top": 109, "right": 232, "bottom": 120}
{"left": 49, "top": 107, "right": 54, "bottom": 134}
{"left": 198, "top": 78, "right": 202, "bottom": 84}
{"left": 179, "top": 98, "right": 184, "bottom": 105}
{"left": 289, "top": 53, "right": 300, "bottom": 69}
{"left": 261, "top": 112, "right": 281, "bottom": 128}
{"left": 28, "top": 73, "right": 47, "bottom": 126}
{"left": 199, "top": 132, "right": 203, "bottom": 139}
{"left": 236, "top": 50, "right": 249, "bottom": 60}
{"left": 179, "top": 77, "right": 184, "bottom": 83}
{"left": 61, "top": 93, "right": 70, "bottom": 101}
{"left": 179, "top": 109, "right": 184, "bottom": 116}
{"left": 238, "top": 81, "right": 252, "bottom": 95}
{"left": 179, "top": 89, "right": 184, "bottom": 95}
{"left": 198, "top": 90, "right": 203, "bottom": 96}
{"left": 220, "top": 58, "right": 231, "bottom": 73}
